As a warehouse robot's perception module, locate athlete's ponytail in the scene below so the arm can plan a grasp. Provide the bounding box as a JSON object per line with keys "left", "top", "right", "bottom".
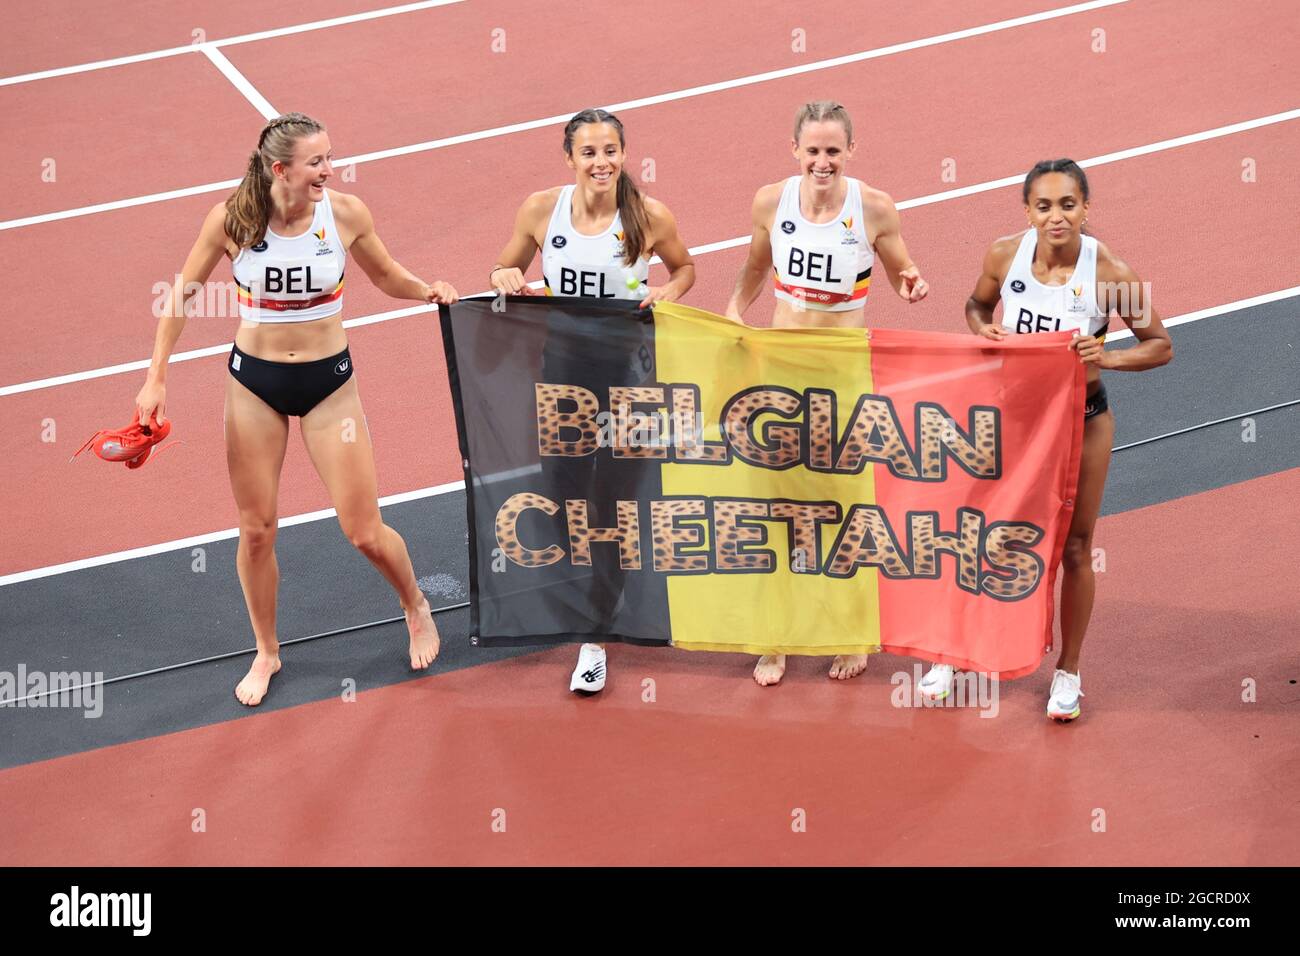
{"left": 225, "top": 112, "right": 325, "bottom": 249}
{"left": 614, "top": 167, "right": 649, "bottom": 267}
{"left": 563, "top": 108, "right": 648, "bottom": 267}
{"left": 226, "top": 150, "right": 272, "bottom": 250}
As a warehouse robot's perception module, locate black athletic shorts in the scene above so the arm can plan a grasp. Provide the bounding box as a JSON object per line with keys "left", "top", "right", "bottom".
{"left": 1084, "top": 382, "right": 1109, "bottom": 420}
{"left": 228, "top": 344, "right": 354, "bottom": 417}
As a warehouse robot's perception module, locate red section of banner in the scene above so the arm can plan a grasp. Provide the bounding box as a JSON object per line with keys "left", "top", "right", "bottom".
{"left": 868, "top": 328, "right": 1085, "bottom": 678}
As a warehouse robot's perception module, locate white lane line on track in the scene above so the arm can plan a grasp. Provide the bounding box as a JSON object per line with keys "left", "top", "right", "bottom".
{"left": 1, "top": 285, "right": 1294, "bottom": 588}
{"left": 0, "top": 480, "right": 467, "bottom": 588}
{"left": 0, "top": 0, "right": 469, "bottom": 88}
{"left": 1105, "top": 286, "right": 1300, "bottom": 342}
{"left": 198, "top": 45, "right": 278, "bottom": 119}
{"left": 0, "top": 0, "right": 1130, "bottom": 231}
{"left": 3, "top": 106, "right": 1297, "bottom": 398}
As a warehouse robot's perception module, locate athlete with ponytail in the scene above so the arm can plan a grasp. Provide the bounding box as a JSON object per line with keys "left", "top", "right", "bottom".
{"left": 135, "top": 112, "right": 459, "bottom": 706}
{"left": 914, "top": 159, "right": 1172, "bottom": 720}
{"left": 726, "top": 100, "right": 930, "bottom": 687}
{"left": 489, "top": 108, "right": 696, "bottom": 694}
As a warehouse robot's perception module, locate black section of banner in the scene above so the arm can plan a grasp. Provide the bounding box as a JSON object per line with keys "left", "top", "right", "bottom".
{"left": 439, "top": 296, "right": 671, "bottom": 647}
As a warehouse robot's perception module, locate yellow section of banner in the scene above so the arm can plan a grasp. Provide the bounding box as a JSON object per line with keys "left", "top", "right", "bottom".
{"left": 652, "top": 302, "right": 882, "bottom": 656}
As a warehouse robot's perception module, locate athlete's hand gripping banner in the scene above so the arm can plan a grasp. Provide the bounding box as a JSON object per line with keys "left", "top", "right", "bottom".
{"left": 439, "top": 297, "right": 1084, "bottom": 677}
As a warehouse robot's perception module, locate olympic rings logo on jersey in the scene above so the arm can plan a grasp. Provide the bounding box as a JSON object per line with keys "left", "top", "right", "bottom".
{"left": 795, "top": 288, "right": 838, "bottom": 303}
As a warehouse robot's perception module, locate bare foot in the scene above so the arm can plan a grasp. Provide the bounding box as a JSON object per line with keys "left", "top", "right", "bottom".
{"left": 235, "top": 652, "right": 281, "bottom": 706}
{"left": 828, "top": 654, "right": 869, "bottom": 680}
{"left": 405, "top": 593, "right": 441, "bottom": 670}
{"left": 753, "top": 654, "right": 786, "bottom": 686}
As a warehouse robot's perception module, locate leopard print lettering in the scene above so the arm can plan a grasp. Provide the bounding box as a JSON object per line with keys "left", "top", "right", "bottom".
{"left": 494, "top": 492, "right": 564, "bottom": 567}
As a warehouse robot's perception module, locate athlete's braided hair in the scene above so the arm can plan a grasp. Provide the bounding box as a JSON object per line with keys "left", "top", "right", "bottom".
{"left": 793, "top": 101, "right": 854, "bottom": 144}
{"left": 225, "top": 112, "right": 326, "bottom": 249}
{"left": 562, "top": 109, "right": 648, "bottom": 268}
{"left": 1022, "top": 159, "right": 1090, "bottom": 203}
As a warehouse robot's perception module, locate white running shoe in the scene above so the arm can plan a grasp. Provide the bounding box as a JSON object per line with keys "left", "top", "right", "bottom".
{"left": 1046, "top": 668, "right": 1084, "bottom": 721}
{"left": 569, "top": 643, "right": 607, "bottom": 694}
{"left": 918, "top": 663, "right": 955, "bottom": 701}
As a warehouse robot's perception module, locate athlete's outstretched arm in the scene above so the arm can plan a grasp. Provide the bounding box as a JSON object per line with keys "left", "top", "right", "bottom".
{"left": 866, "top": 190, "right": 928, "bottom": 303}
{"left": 639, "top": 198, "right": 694, "bottom": 308}
{"left": 966, "top": 238, "right": 1011, "bottom": 340}
{"left": 724, "top": 186, "right": 778, "bottom": 322}
{"left": 1072, "top": 248, "right": 1172, "bottom": 370}
{"left": 135, "top": 202, "right": 231, "bottom": 424}
{"left": 340, "top": 193, "right": 457, "bottom": 304}
{"left": 489, "top": 191, "right": 549, "bottom": 295}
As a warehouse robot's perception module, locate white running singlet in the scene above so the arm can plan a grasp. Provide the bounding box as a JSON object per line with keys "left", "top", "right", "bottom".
{"left": 232, "top": 189, "right": 346, "bottom": 324}
{"left": 999, "top": 230, "right": 1109, "bottom": 340}
{"left": 541, "top": 184, "right": 650, "bottom": 299}
{"left": 770, "top": 176, "right": 873, "bottom": 312}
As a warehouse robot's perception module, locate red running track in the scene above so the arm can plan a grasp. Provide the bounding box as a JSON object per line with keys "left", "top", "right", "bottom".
{"left": 1, "top": 468, "right": 1296, "bottom": 865}
{"left": 4, "top": 0, "right": 1300, "bottom": 580}
{"left": 1, "top": 0, "right": 429, "bottom": 77}
{"left": 3, "top": 124, "right": 1296, "bottom": 575}
{"left": 0, "top": 0, "right": 1069, "bottom": 217}
{"left": 4, "top": 0, "right": 1298, "bottom": 379}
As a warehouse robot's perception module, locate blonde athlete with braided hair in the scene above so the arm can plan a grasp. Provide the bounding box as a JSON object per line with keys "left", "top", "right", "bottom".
{"left": 136, "top": 113, "right": 459, "bottom": 706}
{"left": 726, "top": 100, "right": 930, "bottom": 687}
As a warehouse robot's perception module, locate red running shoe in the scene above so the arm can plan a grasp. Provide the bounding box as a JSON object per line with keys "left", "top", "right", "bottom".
{"left": 72, "top": 410, "right": 173, "bottom": 469}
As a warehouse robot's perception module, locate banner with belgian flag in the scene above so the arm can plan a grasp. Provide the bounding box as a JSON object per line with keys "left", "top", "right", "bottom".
{"left": 439, "top": 297, "right": 1084, "bottom": 678}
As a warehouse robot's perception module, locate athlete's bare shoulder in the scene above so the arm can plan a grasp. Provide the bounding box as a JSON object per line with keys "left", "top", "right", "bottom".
{"left": 326, "top": 187, "right": 364, "bottom": 220}
{"left": 751, "top": 180, "right": 785, "bottom": 226}
{"left": 509, "top": 186, "right": 561, "bottom": 246}
{"left": 641, "top": 194, "right": 678, "bottom": 228}
{"left": 753, "top": 180, "right": 785, "bottom": 207}
{"left": 1092, "top": 237, "right": 1136, "bottom": 282}
{"left": 991, "top": 230, "right": 1027, "bottom": 259}
{"left": 202, "top": 200, "right": 237, "bottom": 257}
{"left": 326, "top": 186, "right": 356, "bottom": 208}
{"left": 856, "top": 181, "right": 901, "bottom": 242}
{"left": 641, "top": 193, "right": 667, "bottom": 218}
{"left": 521, "top": 186, "right": 563, "bottom": 221}
{"left": 324, "top": 189, "right": 374, "bottom": 248}
{"left": 202, "top": 197, "right": 228, "bottom": 227}
{"left": 856, "top": 179, "right": 896, "bottom": 213}
{"left": 982, "top": 231, "right": 1026, "bottom": 282}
